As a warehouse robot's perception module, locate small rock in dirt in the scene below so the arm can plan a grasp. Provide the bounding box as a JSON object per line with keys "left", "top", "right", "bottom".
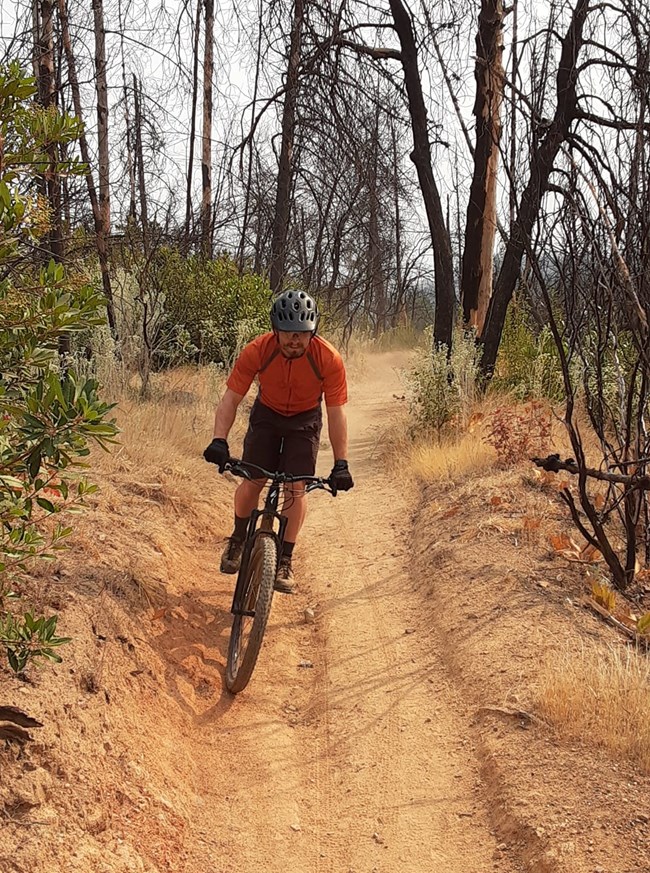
{"left": 290, "top": 823, "right": 301, "bottom": 832}
{"left": 497, "top": 843, "right": 508, "bottom": 851}
{"left": 372, "top": 832, "right": 384, "bottom": 845}
{"left": 304, "top": 608, "right": 315, "bottom": 624}
{"left": 636, "top": 814, "right": 649, "bottom": 824}
{"left": 298, "top": 660, "right": 314, "bottom": 668}
{"left": 404, "top": 628, "right": 415, "bottom": 634}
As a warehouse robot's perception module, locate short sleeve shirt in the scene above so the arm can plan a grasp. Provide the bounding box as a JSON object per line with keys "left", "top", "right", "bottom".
{"left": 227, "top": 333, "right": 348, "bottom": 416}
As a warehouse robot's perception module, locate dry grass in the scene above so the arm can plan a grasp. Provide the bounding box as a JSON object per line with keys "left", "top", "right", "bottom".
{"left": 57, "top": 365, "right": 242, "bottom": 606}
{"left": 410, "top": 432, "right": 496, "bottom": 481}
{"left": 538, "top": 642, "right": 650, "bottom": 773}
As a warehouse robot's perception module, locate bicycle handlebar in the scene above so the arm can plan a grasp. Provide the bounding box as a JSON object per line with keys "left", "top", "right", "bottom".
{"left": 224, "top": 458, "right": 336, "bottom": 494}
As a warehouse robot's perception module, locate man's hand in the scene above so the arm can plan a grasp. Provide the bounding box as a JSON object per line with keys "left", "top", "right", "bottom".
{"left": 330, "top": 459, "right": 354, "bottom": 495}
{"left": 203, "top": 438, "right": 230, "bottom": 472}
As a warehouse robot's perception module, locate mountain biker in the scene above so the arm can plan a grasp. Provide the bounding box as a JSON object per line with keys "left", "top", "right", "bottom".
{"left": 203, "top": 289, "right": 354, "bottom": 594}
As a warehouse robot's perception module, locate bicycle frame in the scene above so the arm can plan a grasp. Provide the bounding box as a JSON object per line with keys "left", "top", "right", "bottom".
{"left": 225, "top": 460, "right": 331, "bottom": 617}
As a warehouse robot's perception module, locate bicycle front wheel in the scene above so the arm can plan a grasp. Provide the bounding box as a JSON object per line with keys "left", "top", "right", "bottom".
{"left": 225, "top": 534, "right": 278, "bottom": 694}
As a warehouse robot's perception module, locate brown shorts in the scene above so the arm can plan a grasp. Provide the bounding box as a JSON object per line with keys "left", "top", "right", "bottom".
{"left": 242, "top": 399, "right": 322, "bottom": 478}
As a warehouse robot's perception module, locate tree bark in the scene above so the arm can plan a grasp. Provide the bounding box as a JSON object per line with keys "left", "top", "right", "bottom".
{"left": 237, "top": 0, "right": 263, "bottom": 271}
{"left": 461, "top": 0, "right": 505, "bottom": 334}
{"left": 183, "top": 0, "right": 201, "bottom": 253}
{"left": 368, "top": 100, "right": 385, "bottom": 335}
{"left": 269, "top": 0, "right": 304, "bottom": 295}
{"left": 133, "top": 75, "right": 149, "bottom": 257}
{"left": 58, "top": 0, "right": 116, "bottom": 335}
{"left": 92, "top": 0, "right": 111, "bottom": 311}
{"left": 480, "top": 0, "right": 589, "bottom": 376}
{"left": 201, "top": 0, "right": 214, "bottom": 257}
{"left": 388, "top": 0, "right": 455, "bottom": 350}
{"left": 37, "top": 1, "right": 63, "bottom": 263}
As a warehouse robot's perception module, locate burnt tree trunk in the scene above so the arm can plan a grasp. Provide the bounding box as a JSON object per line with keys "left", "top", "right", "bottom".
{"left": 269, "top": 0, "right": 304, "bottom": 295}
{"left": 133, "top": 75, "right": 149, "bottom": 257}
{"left": 201, "top": 0, "right": 214, "bottom": 257}
{"left": 58, "top": 0, "right": 116, "bottom": 335}
{"left": 388, "top": 0, "right": 455, "bottom": 350}
{"left": 461, "top": 0, "right": 505, "bottom": 334}
{"left": 37, "top": 1, "right": 63, "bottom": 263}
{"left": 480, "top": 0, "right": 589, "bottom": 375}
{"left": 92, "top": 0, "right": 111, "bottom": 330}
{"left": 183, "top": 0, "right": 201, "bottom": 253}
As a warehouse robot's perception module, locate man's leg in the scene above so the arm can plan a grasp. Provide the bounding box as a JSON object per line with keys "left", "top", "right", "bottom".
{"left": 221, "top": 479, "right": 266, "bottom": 574}
{"left": 235, "top": 478, "right": 266, "bottom": 519}
{"left": 274, "top": 481, "right": 307, "bottom": 593}
{"left": 281, "top": 481, "right": 307, "bottom": 542}
{"left": 221, "top": 399, "right": 280, "bottom": 575}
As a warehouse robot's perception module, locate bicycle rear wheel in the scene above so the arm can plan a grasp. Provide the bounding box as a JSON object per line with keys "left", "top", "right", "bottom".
{"left": 225, "top": 534, "right": 278, "bottom": 694}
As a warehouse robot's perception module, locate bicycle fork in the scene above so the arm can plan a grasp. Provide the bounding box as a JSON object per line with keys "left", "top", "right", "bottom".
{"left": 230, "top": 507, "right": 288, "bottom": 617}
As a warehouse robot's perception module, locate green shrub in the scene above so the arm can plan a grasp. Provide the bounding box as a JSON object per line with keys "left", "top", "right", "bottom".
{"left": 151, "top": 250, "right": 271, "bottom": 366}
{"left": 0, "top": 64, "right": 118, "bottom": 672}
{"left": 492, "top": 303, "right": 565, "bottom": 400}
{"left": 405, "top": 326, "right": 481, "bottom": 436}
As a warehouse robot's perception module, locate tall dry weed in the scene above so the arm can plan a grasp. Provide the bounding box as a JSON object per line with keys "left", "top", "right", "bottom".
{"left": 538, "top": 642, "right": 650, "bottom": 773}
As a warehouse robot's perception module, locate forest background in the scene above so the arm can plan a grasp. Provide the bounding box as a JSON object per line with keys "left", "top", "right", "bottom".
{"left": 2, "top": 0, "right": 650, "bottom": 670}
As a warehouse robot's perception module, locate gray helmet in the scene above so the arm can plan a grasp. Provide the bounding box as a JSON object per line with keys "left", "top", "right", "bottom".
{"left": 270, "top": 289, "right": 320, "bottom": 332}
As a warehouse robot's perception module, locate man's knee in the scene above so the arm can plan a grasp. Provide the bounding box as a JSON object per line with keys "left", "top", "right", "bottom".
{"left": 239, "top": 478, "right": 266, "bottom": 498}
{"left": 283, "top": 481, "right": 306, "bottom": 500}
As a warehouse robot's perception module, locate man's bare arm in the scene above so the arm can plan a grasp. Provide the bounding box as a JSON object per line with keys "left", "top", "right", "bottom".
{"left": 213, "top": 388, "right": 245, "bottom": 439}
{"left": 326, "top": 404, "right": 349, "bottom": 461}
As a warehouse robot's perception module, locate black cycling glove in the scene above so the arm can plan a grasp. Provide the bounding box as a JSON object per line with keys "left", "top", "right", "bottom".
{"left": 330, "top": 459, "right": 354, "bottom": 495}
{"left": 203, "top": 438, "right": 230, "bottom": 472}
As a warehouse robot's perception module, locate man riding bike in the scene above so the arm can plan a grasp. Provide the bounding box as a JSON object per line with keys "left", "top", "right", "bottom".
{"left": 203, "top": 289, "right": 354, "bottom": 594}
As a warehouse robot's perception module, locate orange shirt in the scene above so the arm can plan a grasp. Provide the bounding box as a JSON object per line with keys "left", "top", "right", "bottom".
{"left": 227, "top": 333, "right": 348, "bottom": 416}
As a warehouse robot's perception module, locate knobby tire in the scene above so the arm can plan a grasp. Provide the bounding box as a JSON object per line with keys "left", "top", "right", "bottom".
{"left": 225, "top": 534, "right": 277, "bottom": 694}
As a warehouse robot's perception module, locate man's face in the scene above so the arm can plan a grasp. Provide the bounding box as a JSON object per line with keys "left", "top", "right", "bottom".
{"left": 277, "top": 330, "right": 312, "bottom": 359}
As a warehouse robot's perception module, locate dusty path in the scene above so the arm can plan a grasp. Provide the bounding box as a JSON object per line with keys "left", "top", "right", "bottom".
{"left": 174, "top": 352, "right": 522, "bottom": 873}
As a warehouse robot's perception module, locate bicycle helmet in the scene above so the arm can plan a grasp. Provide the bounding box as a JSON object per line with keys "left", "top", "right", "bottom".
{"left": 270, "top": 289, "right": 320, "bottom": 332}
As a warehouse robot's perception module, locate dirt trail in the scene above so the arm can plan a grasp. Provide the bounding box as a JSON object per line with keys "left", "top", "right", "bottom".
{"left": 173, "top": 352, "right": 520, "bottom": 873}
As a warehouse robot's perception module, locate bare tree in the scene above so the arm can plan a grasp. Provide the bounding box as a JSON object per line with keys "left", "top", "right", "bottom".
{"left": 58, "top": 0, "right": 117, "bottom": 335}
{"left": 480, "top": 0, "right": 590, "bottom": 375}
{"left": 92, "top": 0, "right": 111, "bottom": 307}
{"left": 201, "top": 0, "right": 214, "bottom": 256}
{"left": 184, "top": 0, "right": 202, "bottom": 253}
{"left": 269, "top": 0, "right": 304, "bottom": 295}
{"left": 461, "top": 0, "right": 505, "bottom": 334}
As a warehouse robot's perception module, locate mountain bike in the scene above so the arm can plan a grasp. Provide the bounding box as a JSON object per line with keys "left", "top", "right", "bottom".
{"left": 222, "top": 459, "right": 334, "bottom": 694}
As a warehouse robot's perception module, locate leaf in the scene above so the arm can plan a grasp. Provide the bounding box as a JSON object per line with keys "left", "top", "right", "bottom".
{"left": 593, "top": 492, "right": 606, "bottom": 511}
{"left": 580, "top": 543, "right": 603, "bottom": 563}
{"left": 490, "top": 495, "right": 503, "bottom": 507}
{"left": 637, "top": 613, "right": 650, "bottom": 636}
{"left": 550, "top": 533, "right": 573, "bottom": 552}
{"left": 591, "top": 580, "right": 616, "bottom": 612}
{"left": 441, "top": 506, "right": 460, "bottom": 519}
{"left": 36, "top": 496, "right": 56, "bottom": 514}
{"left": 150, "top": 607, "right": 168, "bottom": 622}
{"left": 28, "top": 447, "right": 41, "bottom": 479}
{"left": 522, "top": 515, "right": 541, "bottom": 531}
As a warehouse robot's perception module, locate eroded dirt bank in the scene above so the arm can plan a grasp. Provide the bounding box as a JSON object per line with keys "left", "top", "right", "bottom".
{"left": 1, "top": 351, "right": 647, "bottom": 872}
